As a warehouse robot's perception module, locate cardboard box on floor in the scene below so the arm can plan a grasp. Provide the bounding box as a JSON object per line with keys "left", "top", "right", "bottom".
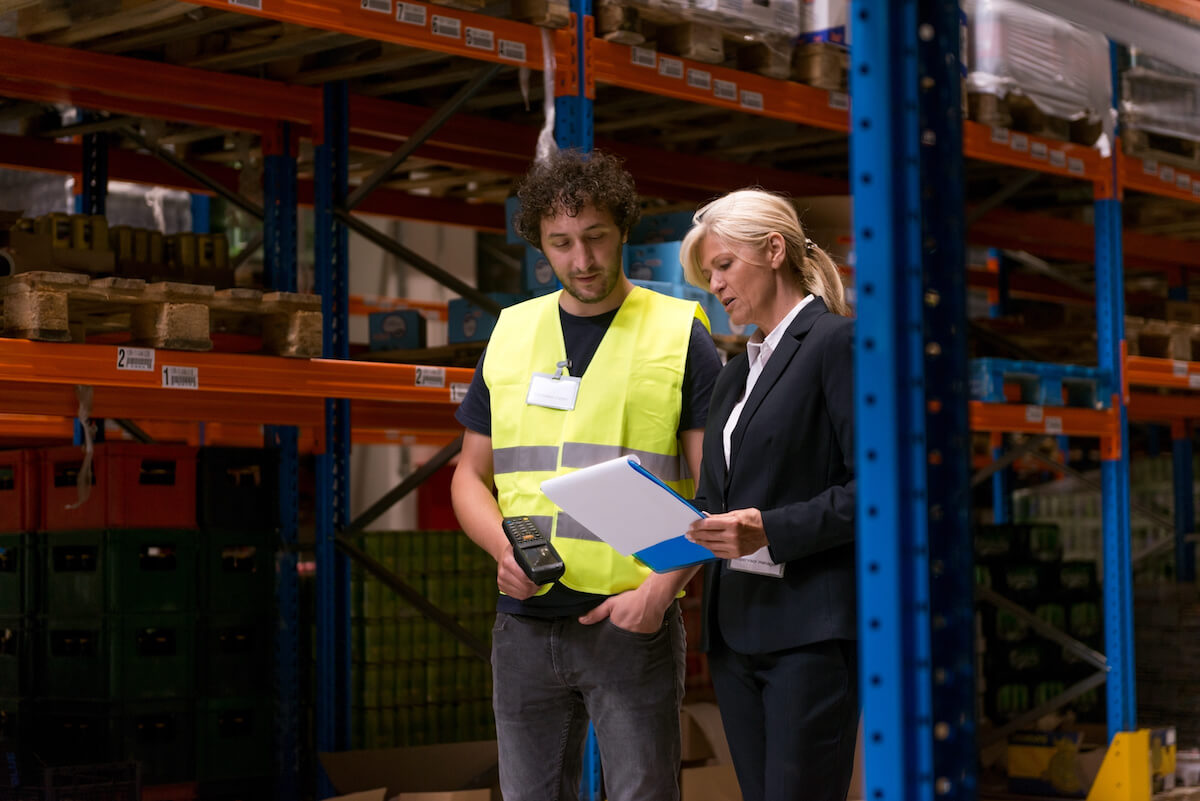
{"left": 679, "top": 703, "right": 864, "bottom": 801}
{"left": 321, "top": 740, "right": 499, "bottom": 801}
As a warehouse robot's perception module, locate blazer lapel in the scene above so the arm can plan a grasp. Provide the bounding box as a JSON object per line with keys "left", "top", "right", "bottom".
{"left": 713, "top": 353, "right": 748, "bottom": 494}
{"left": 727, "top": 297, "right": 829, "bottom": 477}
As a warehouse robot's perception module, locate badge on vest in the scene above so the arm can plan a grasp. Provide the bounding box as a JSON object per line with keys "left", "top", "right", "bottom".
{"left": 729, "top": 546, "right": 786, "bottom": 578}
{"left": 527, "top": 360, "right": 580, "bottom": 411}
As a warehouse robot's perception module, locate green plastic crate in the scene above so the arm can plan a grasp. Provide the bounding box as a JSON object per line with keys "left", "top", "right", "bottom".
{"left": 0, "top": 617, "right": 30, "bottom": 697}
{"left": 196, "top": 697, "right": 274, "bottom": 781}
{"left": 0, "top": 534, "right": 32, "bottom": 615}
{"left": 124, "top": 699, "right": 195, "bottom": 784}
{"left": 112, "top": 613, "right": 195, "bottom": 700}
{"left": 42, "top": 531, "right": 105, "bottom": 617}
{"left": 107, "top": 529, "right": 197, "bottom": 614}
{"left": 198, "top": 530, "right": 272, "bottom": 615}
{"left": 38, "top": 617, "right": 109, "bottom": 699}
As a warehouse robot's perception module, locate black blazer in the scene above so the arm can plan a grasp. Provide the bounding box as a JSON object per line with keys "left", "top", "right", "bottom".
{"left": 694, "top": 297, "right": 856, "bottom": 655}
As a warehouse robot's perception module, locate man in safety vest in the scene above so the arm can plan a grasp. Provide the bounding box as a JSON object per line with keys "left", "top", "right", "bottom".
{"left": 451, "top": 148, "right": 721, "bottom": 801}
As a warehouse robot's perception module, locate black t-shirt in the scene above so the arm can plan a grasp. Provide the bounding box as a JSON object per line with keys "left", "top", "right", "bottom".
{"left": 454, "top": 305, "right": 722, "bottom": 618}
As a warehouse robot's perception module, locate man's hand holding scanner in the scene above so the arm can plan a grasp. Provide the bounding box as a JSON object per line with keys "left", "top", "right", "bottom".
{"left": 686, "top": 508, "right": 769, "bottom": 559}
{"left": 496, "top": 543, "right": 543, "bottom": 599}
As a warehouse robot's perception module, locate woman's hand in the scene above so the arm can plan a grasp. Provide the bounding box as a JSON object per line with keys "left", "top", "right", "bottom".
{"left": 686, "top": 508, "right": 769, "bottom": 559}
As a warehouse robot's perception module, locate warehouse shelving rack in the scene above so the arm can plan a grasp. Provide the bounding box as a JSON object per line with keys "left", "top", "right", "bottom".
{"left": 1, "top": 0, "right": 1199, "bottom": 798}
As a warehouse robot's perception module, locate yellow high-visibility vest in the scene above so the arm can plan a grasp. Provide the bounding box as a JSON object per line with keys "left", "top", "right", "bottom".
{"left": 483, "top": 286, "right": 709, "bottom": 595}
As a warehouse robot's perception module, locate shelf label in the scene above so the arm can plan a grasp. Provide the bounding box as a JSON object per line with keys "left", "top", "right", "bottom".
{"left": 396, "top": 2, "right": 426, "bottom": 25}
{"left": 1025, "top": 405, "right": 1044, "bottom": 423}
{"left": 161, "top": 366, "right": 198, "bottom": 390}
{"left": 1049, "top": 150, "right": 1066, "bottom": 168}
{"left": 116, "top": 347, "right": 155, "bottom": 372}
{"left": 1044, "top": 416, "right": 1063, "bottom": 435}
{"left": 228, "top": 0, "right": 261, "bottom": 8}
{"left": 1174, "top": 361, "right": 1189, "bottom": 377}
{"left": 1191, "top": 374, "right": 1200, "bottom": 389}
{"left": 739, "top": 90, "right": 764, "bottom": 111}
{"left": 1193, "top": 182, "right": 1200, "bottom": 198}
{"left": 465, "top": 27, "right": 494, "bottom": 51}
{"left": 1030, "top": 141, "right": 1048, "bottom": 161}
{"left": 1178, "top": 173, "right": 1192, "bottom": 191}
{"left": 828, "top": 91, "right": 849, "bottom": 111}
{"left": 498, "top": 39, "right": 525, "bottom": 61}
{"left": 450, "top": 382, "right": 470, "bottom": 403}
{"left": 1161, "top": 166, "right": 1176, "bottom": 184}
{"left": 990, "top": 127, "right": 1010, "bottom": 145}
{"left": 631, "top": 47, "right": 656, "bottom": 68}
{"left": 1010, "top": 133, "right": 1029, "bottom": 153}
{"left": 1067, "top": 157, "right": 1084, "bottom": 175}
{"left": 658, "top": 57, "right": 683, "bottom": 79}
{"left": 713, "top": 79, "right": 737, "bottom": 101}
{"left": 431, "top": 14, "right": 461, "bottom": 38}
{"left": 1144, "top": 159, "right": 1158, "bottom": 175}
{"left": 415, "top": 366, "right": 446, "bottom": 388}
{"left": 361, "top": 0, "right": 391, "bottom": 13}
{"left": 687, "top": 68, "right": 711, "bottom": 90}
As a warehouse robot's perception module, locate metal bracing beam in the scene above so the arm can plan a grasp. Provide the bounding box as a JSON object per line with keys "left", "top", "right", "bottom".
{"left": 1003, "top": 249, "right": 1096, "bottom": 297}
{"left": 344, "top": 63, "right": 503, "bottom": 212}
{"left": 978, "top": 671, "right": 1109, "bottom": 748}
{"left": 41, "top": 114, "right": 139, "bottom": 138}
{"left": 966, "top": 172, "right": 1041, "bottom": 227}
{"left": 345, "top": 433, "right": 464, "bottom": 534}
{"left": 334, "top": 535, "right": 491, "bottom": 663}
{"left": 232, "top": 230, "right": 265, "bottom": 272}
{"left": 113, "top": 419, "right": 153, "bottom": 443}
{"left": 976, "top": 586, "right": 1108, "bottom": 671}
{"left": 118, "top": 125, "right": 265, "bottom": 220}
{"left": 970, "top": 435, "right": 1049, "bottom": 488}
{"left": 335, "top": 209, "right": 501, "bottom": 315}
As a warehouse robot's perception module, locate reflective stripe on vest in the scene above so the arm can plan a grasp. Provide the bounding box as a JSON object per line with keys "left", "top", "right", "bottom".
{"left": 483, "top": 286, "right": 709, "bottom": 595}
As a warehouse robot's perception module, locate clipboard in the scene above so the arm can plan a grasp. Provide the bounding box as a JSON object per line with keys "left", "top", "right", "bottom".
{"left": 540, "top": 455, "right": 717, "bottom": 573}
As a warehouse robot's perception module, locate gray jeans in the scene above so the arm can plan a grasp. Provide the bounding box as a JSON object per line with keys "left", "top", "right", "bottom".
{"left": 491, "top": 603, "right": 686, "bottom": 801}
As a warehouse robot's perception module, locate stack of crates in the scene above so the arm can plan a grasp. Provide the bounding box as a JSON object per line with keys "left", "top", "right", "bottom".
{"left": 194, "top": 447, "right": 278, "bottom": 801}
{"left": 975, "top": 523, "right": 1104, "bottom": 726}
{"left": 0, "top": 444, "right": 278, "bottom": 799}
{"left": 351, "top": 531, "right": 495, "bottom": 749}
{"left": 26, "top": 443, "right": 200, "bottom": 786}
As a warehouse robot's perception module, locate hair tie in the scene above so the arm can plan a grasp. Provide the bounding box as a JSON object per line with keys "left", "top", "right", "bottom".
{"left": 804, "top": 238, "right": 815, "bottom": 253}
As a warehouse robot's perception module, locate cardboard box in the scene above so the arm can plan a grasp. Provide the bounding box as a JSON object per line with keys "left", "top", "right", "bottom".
{"left": 505, "top": 196, "right": 523, "bottom": 245}
{"left": 321, "top": 740, "right": 499, "bottom": 801}
{"left": 628, "top": 242, "right": 685, "bottom": 284}
{"left": 1007, "top": 730, "right": 1105, "bottom": 797}
{"left": 368, "top": 309, "right": 427, "bottom": 352}
{"left": 522, "top": 249, "right": 558, "bottom": 293}
{"left": 630, "top": 211, "right": 695, "bottom": 244}
{"left": 447, "top": 293, "right": 526, "bottom": 344}
{"left": 682, "top": 764, "right": 742, "bottom": 801}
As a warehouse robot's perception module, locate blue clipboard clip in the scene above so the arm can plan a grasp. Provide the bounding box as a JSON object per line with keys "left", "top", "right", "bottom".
{"left": 626, "top": 460, "right": 718, "bottom": 573}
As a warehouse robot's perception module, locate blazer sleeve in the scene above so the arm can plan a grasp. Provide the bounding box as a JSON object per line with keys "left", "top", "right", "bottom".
{"left": 761, "top": 317, "right": 855, "bottom": 563}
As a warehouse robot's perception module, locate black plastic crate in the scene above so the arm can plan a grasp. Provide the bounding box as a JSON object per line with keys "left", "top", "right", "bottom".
{"left": 0, "top": 620, "right": 30, "bottom": 699}
{"left": 0, "top": 761, "right": 140, "bottom": 801}
{"left": 197, "top": 533, "right": 272, "bottom": 616}
{"left": 30, "top": 702, "right": 122, "bottom": 769}
{"left": 195, "top": 698, "right": 273, "bottom": 782}
{"left": 197, "top": 616, "right": 270, "bottom": 698}
{"left": 195, "top": 777, "right": 272, "bottom": 801}
{"left": 197, "top": 449, "right": 278, "bottom": 531}
{"left": 975, "top": 523, "right": 1062, "bottom": 563}
{"left": 122, "top": 701, "right": 194, "bottom": 785}
{"left": 36, "top": 620, "right": 108, "bottom": 700}
{"left": 0, "top": 536, "right": 32, "bottom": 617}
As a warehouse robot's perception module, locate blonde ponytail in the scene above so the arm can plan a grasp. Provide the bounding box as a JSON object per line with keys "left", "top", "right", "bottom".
{"left": 803, "top": 243, "right": 850, "bottom": 317}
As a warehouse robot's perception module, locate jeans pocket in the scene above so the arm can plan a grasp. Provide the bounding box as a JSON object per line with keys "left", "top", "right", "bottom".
{"left": 602, "top": 618, "right": 665, "bottom": 642}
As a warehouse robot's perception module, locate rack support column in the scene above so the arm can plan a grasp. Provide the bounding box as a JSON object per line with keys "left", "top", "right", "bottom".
{"left": 315, "top": 82, "right": 353, "bottom": 799}
{"left": 264, "top": 121, "right": 301, "bottom": 801}
{"left": 1172, "top": 421, "right": 1195, "bottom": 582}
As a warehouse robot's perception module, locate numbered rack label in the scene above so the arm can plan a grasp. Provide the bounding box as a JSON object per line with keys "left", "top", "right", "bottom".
{"left": 162, "top": 366, "right": 199, "bottom": 390}
{"left": 431, "top": 14, "right": 461, "bottom": 39}
{"left": 631, "top": 47, "right": 656, "bottom": 68}
{"left": 465, "top": 27, "right": 494, "bottom": 51}
{"left": 116, "top": 347, "right": 155, "bottom": 372}
{"left": 396, "top": 2, "right": 426, "bottom": 25}
{"left": 415, "top": 366, "right": 446, "bottom": 388}
{"left": 499, "top": 40, "right": 525, "bottom": 61}
{"left": 229, "top": 0, "right": 261, "bottom": 8}
{"left": 361, "top": 0, "right": 391, "bottom": 12}
{"left": 713, "top": 79, "right": 737, "bottom": 101}
{"left": 687, "top": 68, "right": 711, "bottom": 90}
{"left": 658, "top": 57, "right": 683, "bottom": 79}
{"left": 451, "top": 383, "right": 470, "bottom": 403}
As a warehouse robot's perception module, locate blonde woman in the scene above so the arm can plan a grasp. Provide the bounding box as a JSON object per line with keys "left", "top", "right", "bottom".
{"left": 682, "top": 189, "right": 857, "bottom": 801}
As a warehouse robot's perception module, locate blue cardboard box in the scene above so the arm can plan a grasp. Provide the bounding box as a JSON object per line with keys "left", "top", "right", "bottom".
{"left": 448, "top": 293, "right": 527, "bottom": 344}
{"left": 505, "top": 196, "right": 523, "bottom": 245}
{"left": 631, "top": 280, "right": 708, "bottom": 307}
{"left": 627, "top": 242, "right": 684, "bottom": 284}
{"left": 630, "top": 211, "right": 695, "bottom": 244}
{"left": 523, "top": 248, "right": 559, "bottom": 293}
{"left": 368, "top": 309, "right": 426, "bottom": 352}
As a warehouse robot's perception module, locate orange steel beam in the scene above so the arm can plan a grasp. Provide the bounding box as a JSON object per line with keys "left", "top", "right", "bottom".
{"left": 1135, "top": 0, "right": 1200, "bottom": 21}
{"left": 1126, "top": 355, "right": 1200, "bottom": 391}
{"left": 0, "top": 38, "right": 321, "bottom": 135}
{"left": 1129, "top": 391, "right": 1200, "bottom": 422}
{"left": 0, "top": 341, "right": 474, "bottom": 405}
{"left": 186, "top": 0, "right": 549, "bottom": 70}
{"left": 1123, "top": 151, "right": 1200, "bottom": 205}
{"left": 969, "top": 401, "right": 1120, "bottom": 440}
{"left": 963, "top": 121, "right": 1110, "bottom": 194}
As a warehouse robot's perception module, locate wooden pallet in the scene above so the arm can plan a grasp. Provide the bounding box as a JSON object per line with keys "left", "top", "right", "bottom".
{"left": 1124, "top": 128, "right": 1200, "bottom": 172}
{"left": 0, "top": 271, "right": 322, "bottom": 357}
{"left": 791, "top": 42, "right": 847, "bottom": 92}
{"left": 967, "top": 92, "right": 1102, "bottom": 146}
{"left": 509, "top": 0, "right": 570, "bottom": 28}
{"left": 1126, "top": 315, "right": 1200, "bottom": 362}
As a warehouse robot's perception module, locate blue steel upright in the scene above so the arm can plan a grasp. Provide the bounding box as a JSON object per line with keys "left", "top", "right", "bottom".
{"left": 315, "top": 81, "right": 353, "bottom": 798}
{"left": 849, "top": 0, "right": 936, "bottom": 799}
{"left": 1097, "top": 42, "right": 1136, "bottom": 736}
{"left": 263, "top": 121, "right": 302, "bottom": 801}
{"left": 918, "top": 2, "right": 976, "bottom": 798}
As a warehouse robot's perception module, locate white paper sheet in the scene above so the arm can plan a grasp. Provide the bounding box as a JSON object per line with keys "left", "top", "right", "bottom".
{"left": 540, "top": 455, "right": 703, "bottom": 556}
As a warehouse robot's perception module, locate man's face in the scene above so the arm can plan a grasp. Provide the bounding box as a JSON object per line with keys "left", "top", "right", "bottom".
{"left": 539, "top": 203, "right": 627, "bottom": 315}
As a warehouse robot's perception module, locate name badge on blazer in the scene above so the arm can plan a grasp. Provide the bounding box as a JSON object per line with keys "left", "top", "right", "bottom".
{"left": 729, "top": 546, "right": 785, "bottom": 578}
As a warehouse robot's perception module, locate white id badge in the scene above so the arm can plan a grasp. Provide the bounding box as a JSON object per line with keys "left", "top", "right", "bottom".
{"left": 526, "top": 372, "right": 581, "bottom": 410}
{"left": 729, "top": 546, "right": 785, "bottom": 578}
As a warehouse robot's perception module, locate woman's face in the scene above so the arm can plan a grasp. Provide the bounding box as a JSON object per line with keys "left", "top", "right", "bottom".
{"left": 696, "top": 234, "right": 780, "bottom": 329}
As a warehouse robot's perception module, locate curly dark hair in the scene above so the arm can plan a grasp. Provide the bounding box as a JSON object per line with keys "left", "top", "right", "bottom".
{"left": 512, "top": 149, "right": 641, "bottom": 250}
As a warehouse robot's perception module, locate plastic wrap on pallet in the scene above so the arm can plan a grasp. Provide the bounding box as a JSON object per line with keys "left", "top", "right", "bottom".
{"left": 687, "top": 0, "right": 800, "bottom": 38}
{"left": 963, "top": 0, "right": 1110, "bottom": 124}
{"left": 1122, "top": 52, "right": 1200, "bottom": 142}
{"left": 798, "top": 0, "right": 848, "bottom": 47}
